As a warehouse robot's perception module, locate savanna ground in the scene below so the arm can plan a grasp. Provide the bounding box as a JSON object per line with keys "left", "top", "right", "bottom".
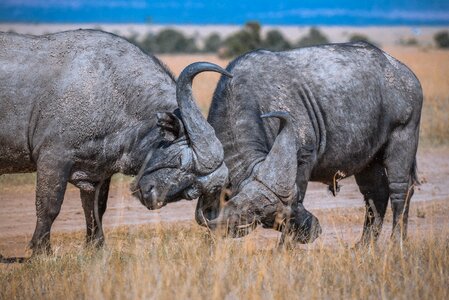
{"left": 1, "top": 46, "right": 449, "bottom": 299}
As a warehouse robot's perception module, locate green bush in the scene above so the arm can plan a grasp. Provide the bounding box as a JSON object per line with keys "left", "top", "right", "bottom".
{"left": 139, "top": 32, "right": 158, "bottom": 53}
{"left": 155, "top": 29, "right": 198, "bottom": 53}
{"left": 296, "top": 27, "right": 329, "bottom": 47}
{"left": 262, "top": 30, "right": 291, "bottom": 51}
{"left": 399, "top": 37, "right": 419, "bottom": 46}
{"left": 203, "top": 33, "right": 222, "bottom": 53}
{"left": 434, "top": 31, "right": 449, "bottom": 48}
{"left": 137, "top": 29, "right": 198, "bottom": 54}
{"left": 348, "top": 33, "right": 372, "bottom": 43}
{"left": 221, "top": 21, "right": 262, "bottom": 58}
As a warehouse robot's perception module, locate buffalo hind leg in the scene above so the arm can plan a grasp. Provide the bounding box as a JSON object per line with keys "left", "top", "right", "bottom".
{"left": 80, "top": 178, "right": 111, "bottom": 247}
{"left": 29, "top": 157, "right": 72, "bottom": 255}
{"left": 354, "top": 162, "right": 389, "bottom": 246}
{"left": 384, "top": 127, "right": 419, "bottom": 242}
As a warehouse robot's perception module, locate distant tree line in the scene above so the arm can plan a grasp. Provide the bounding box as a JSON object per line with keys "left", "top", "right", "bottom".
{"left": 122, "top": 22, "right": 383, "bottom": 58}
{"left": 9, "top": 22, "right": 447, "bottom": 57}
{"left": 219, "top": 24, "right": 379, "bottom": 57}
{"left": 6, "top": 23, "right": 449, "bottom": 54}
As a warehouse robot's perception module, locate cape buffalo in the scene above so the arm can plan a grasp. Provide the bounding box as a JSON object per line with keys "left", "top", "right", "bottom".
{"left": 198, "top": 42, "right": 422, "bottom": 245}
{"left": 0, "top": 30, "right": 230, "bottom": 255}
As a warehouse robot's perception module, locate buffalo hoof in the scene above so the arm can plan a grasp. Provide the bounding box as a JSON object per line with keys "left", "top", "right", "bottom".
{"left": 353, "top": 239, "right": 380, "bottom": 251}
{"left": 28, "top": 240, "right": 52, "bottom": 257}
{"left": 288, "top": 207, "right": 322, "bottom": 244}
{"left": 85, "top": 237, "right": 105, "bottom": 249}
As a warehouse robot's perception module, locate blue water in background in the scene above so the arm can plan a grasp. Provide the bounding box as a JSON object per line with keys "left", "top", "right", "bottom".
{"left": 1, "top": 0, "right": 448, "bottom": 25}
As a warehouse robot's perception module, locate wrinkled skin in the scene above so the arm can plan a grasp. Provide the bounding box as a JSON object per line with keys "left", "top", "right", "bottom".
{"left": 199, "top": 42, "right": 422, "bottom": 245}
{"left": 0, "top": 30, "right": 230, "bottom": 256}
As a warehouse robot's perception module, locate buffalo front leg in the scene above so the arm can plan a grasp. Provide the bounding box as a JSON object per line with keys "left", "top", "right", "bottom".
{"left": 30, "top": 157, "right": 72, "bottom": 255}
{"left": 282, "top": 202, "right": 322, "bottom": 244}
{"left": 354, "top": 162, "right": 389, "bottom": 246}
{"left": 281, "top": 157, "right": 322, "bottom": 244}
{"left": 80, "top": 178, "right": 111, "bottom": 247}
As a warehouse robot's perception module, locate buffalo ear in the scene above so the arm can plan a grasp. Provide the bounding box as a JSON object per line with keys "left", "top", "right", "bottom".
{"left": 156, "top": 109, "right": 186, "bottom": 141}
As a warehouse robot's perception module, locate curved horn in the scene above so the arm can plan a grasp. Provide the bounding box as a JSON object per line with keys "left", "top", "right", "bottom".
{"left": 177, "top": 62, "right": 232, "bottom": 174}
{"left": 255, "top": 111, "right": 298, "bottom": 198}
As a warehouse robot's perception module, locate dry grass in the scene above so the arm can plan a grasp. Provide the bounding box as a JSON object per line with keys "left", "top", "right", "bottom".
{"left": 1, "top": 202, "right": 448, "bottom": 299}
{"left": 1, "top": 219, "right": 448, "bottom": 300}
{"left": 1, "top": 200, "right": 448, "bottom": 299}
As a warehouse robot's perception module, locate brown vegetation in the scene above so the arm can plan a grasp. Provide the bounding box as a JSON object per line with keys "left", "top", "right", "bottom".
{"left": 1, "top": 199, "right": 448, "bottom": 299}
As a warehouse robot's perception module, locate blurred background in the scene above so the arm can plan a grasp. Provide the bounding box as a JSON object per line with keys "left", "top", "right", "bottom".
{"left": 1, "top": 1, "right": 449, "bottom": 55}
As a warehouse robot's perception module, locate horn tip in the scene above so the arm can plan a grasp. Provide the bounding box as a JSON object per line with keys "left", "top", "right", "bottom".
{"left": 223, "top": 70, "right": 233, "bottom": 78}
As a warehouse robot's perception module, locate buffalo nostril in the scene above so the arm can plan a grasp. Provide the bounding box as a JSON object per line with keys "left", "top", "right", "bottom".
{"left": 142, "top": 186, "right": 154, "bottom": 199}
{"left": 203, "top": 203, "right": 222, "bottom": 221}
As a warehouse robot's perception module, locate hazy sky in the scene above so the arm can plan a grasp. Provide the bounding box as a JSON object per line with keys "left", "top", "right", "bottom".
{"left": 1, "top": 0, "right": 449, "bottom": 25}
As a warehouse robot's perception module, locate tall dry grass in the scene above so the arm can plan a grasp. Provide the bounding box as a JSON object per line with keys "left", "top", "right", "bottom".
{"left": 1, "top": 221, "right": 448, "bottom": 299}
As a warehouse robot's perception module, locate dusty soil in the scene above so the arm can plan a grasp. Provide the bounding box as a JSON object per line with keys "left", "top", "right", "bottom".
{"left": 1, "top": 145, "right": 448, "bottom": 257}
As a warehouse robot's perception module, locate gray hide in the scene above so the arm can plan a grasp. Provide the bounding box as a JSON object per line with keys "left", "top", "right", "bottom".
{"left": 199, "top": 42, "right": 422, "bottom": 245}
{"left": 0, "top": 29, "right": 230, "bottom": 255}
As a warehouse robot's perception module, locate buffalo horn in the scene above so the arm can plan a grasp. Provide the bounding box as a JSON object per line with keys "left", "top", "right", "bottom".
{"left": 176, "top": 62, "right": 232, "bottom": 174}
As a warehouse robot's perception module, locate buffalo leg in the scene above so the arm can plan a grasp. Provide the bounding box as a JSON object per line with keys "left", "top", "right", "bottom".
{"left": 80, "top": 178, "right": 111, "bottom": 247}
{"left": 281, "top": 159, "right": 322, "bottom": 244}
{"left": 29, "top": 157, "right": 72, "bottom": 255}
{"left": 384, "top": 127, "right": 419, "bottom": 242}
{"left": 354, "top": 162, "right": 389, "bottom": 246}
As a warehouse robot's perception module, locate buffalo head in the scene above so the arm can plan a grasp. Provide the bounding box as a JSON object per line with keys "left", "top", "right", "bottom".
{"left": 198, "top": 111, "right": 321, "bottom": 243}
{"left": 132, "top": 62, "right": 230, "bottom": 210}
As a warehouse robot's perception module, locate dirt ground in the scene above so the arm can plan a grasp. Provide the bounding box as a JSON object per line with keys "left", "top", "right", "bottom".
{"left": 1, "top": 145, "right": 448, "bottom": 257}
